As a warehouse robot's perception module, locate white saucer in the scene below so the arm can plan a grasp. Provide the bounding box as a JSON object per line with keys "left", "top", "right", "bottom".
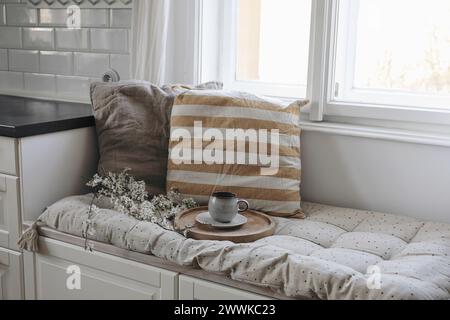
{"left": 196, "top": 211, "right": 248, "bottom": 229}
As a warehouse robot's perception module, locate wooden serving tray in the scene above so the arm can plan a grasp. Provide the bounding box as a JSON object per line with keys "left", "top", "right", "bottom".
{"left": 174, "top": 207, "right": 276, "bottom": 243}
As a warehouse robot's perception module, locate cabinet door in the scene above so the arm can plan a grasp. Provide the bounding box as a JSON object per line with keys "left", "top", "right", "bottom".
{"left": 0, "top": 137, "right": 17, "bottom": 176}
{"left": 0, "top": 247, "right": 23, "bottom": 300}
{"left": 0, "top": 175, "right": 21, "bottom": 251}
{"left": 24, "top": 238, "right": 178, "bottom": 300}
{"left": 179, "top": 275, "right": 272, "bottom": 300}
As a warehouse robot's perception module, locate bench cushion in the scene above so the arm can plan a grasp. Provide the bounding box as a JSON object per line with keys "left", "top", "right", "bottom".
{"left": 37, "top": 195, "right": 450, "bottom": 300}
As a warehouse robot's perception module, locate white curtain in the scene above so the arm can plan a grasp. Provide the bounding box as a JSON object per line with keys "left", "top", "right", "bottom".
{"left": 130, "top": 0, "right": 172, "bottom": 84}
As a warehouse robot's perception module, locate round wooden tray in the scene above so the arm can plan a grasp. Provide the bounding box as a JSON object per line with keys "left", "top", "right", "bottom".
{"left": 175, "top": 207, "right": 275, "bottom": 243}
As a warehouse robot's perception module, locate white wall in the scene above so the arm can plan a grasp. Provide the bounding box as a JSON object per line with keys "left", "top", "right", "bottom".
{"left": 0, "top": 0, "right": 132, "bottom": 102}
{"left": 301, "top": 130, "right": 450, "bottom": 223}
{"left": 2, "top": 0, "right": 449, "bottom": 225}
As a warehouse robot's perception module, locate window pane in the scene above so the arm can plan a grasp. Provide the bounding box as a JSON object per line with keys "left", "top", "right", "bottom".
{"left": 337, "top": 0, "right": 450, "bottom": 102}
{"left": 236, "top": 0, "right": 311, "bottom": 87}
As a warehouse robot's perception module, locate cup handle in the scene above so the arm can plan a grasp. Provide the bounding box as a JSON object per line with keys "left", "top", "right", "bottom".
{"left": 237, "top": 199, "right": 249, "bottom": 213}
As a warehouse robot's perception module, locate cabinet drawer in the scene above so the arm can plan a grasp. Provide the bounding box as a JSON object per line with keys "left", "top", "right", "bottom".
{"left": 179, "top": 275, "right": 272, "bottom": 300}
{"left": 0, "top": 247, "right": 23, "bottom": 300}
{"left": 24, "top": 238, "right": 178, "bottom": 300}
{"left": 0, "top": 175, "right": 21, "bottom": 251}
{"left": 0, "top": 137, "right": 17, "bottom": 176}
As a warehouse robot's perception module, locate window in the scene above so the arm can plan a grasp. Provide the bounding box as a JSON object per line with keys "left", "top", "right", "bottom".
{"left": 223, "top": 0, "right": 312, "bottom": 98}
{"left": 334, "top": 0, "right": 450, "bottom": 110}
{"left": 208, "top": 0, "right": 450, "bottom": 127}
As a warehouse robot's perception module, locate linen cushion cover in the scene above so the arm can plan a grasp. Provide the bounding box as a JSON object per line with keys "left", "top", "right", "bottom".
{"left": 166, "top": 90, "right": 309, "bottom": 217}
{"left": 37, "top": 196, "right": 450, "bottom": 300}
{"left": 90, "top": 81, "right": 222, "bottom": 195}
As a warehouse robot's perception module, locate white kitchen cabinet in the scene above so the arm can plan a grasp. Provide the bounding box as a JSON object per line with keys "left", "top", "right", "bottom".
{"left": 179, "top": 275, "right": 272, "bottom": 300}
{"left": 0, "top": 174, "right": 21, "bottom": 251}
{"left": 1, "top": 126, "right": 98, "bottom": 299}
{"left": 24, "top": 238, "right": 178, "bottom": 300}
{"left": 0, "top": 128, "right": 98, "bottom": 252}
{"left": 0, "top": 246, "right": 23, "bottom": 300}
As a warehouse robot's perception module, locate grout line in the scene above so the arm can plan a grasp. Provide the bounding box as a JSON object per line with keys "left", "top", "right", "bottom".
{"left": 1, "top": 6, "right": 131, "bottom": 98}
{"left": 37, "top": 48, "right": 40, "bottom": 73}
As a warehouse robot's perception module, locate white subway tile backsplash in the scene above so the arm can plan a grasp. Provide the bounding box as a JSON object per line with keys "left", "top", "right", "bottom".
{"left": 81, "top": 9, "right": 108, "bottom": 27}
{"left": 6, "top": 4, "right": 37, "bottom": 26}
{"left": 40, "top": 51, "right": 72, "bottom": 75}
{"left": 0, "top": 49, "right": 7, "bottom": 70}
{"left": 9, "top": 49, "right": 38, "bottom": 72}
{"left": 74, "top": 52, "right": 109, "bottom": 77}
{"left": 39, "top": 8, "right": 67, "bottom": 26}
{"left": 0, "top": 26, "right": 22, "bottom": 48}
{"left": 0, "top": 70, "right": 23, "bottom": 92}
{"left": 90, "top": 28, "right": 128, "bottom": 53}
{"left": 55, "top": 28, "right": 89, "bottom": 50}
{"left": 23, "top": 27, "right": 54, "bottom": 49}
{"left": 111, "top": 9, "right": 131, "bottom": 28}
{"left": 24, "top": 73, "right": 56, "bottom": 95}
{"left": 0, "top": 6, "right": 132, "bottom": 101}
{"left": 110, "top": 54, "right": 129, "bottom": 80}
{"left": 56, "top": 75, "right": 90, "bottom": 99}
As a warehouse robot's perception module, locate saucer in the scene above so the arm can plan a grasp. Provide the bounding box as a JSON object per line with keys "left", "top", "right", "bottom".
{"left": 196, "top": 211, "right": 248, "bottom": 229}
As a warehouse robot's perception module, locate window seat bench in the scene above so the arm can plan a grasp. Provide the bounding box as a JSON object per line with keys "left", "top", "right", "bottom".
{"left": 21, "top": 196, "right": 450, "bottom": 300}
{"left": 22, "top": 221, "right": 284, "bottom": 300}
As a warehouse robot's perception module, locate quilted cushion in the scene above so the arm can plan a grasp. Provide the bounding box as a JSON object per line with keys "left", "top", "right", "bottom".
{"left": 37, "top": 196, "right": 450, "bottom": 300}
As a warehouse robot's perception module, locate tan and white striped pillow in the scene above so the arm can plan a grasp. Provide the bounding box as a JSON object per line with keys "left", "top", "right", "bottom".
{"left": 166, "top": 90, "right": 308, "bottom": 217}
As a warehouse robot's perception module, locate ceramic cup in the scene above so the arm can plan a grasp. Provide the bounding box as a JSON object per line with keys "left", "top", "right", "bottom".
{"left": 208, "top": 192, "right": 249, "bottom": 223}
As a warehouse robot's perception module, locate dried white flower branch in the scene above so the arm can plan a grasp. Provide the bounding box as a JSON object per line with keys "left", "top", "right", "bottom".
{"left": 83, "top": 169, "right": 197, "bottom": 250}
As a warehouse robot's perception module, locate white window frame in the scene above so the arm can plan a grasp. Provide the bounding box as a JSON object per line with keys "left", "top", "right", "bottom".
{"left": 199, "top": 0, "right": 450, "bottom": 128}
{"left": 312, "top": 0, "right": 450, "bottom": 126}
{"left": 221, "top": 0, "right": 308, "bottom": 99}
{"left": 334, "top": 0, "right": 450, "bottom": 111}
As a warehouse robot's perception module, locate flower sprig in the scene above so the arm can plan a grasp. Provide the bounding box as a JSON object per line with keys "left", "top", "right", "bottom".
{"left": 85, "top": 169, "right": 197, "bottom": 236}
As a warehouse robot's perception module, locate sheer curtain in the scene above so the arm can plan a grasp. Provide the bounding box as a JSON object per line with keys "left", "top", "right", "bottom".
{"left": 130, "top": 0, "right": 172, "bottom": 84}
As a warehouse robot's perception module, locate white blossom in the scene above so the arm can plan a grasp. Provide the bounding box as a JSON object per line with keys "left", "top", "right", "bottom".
{"left": 85, "top": 169, "right": 197, "bottom": 234}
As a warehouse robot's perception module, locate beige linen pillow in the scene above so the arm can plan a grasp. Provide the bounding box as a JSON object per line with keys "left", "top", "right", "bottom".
{"left": 90, "top": 81, "right": 222, "bottom": 195}
{"left": 166, "top": 90, "right": 308, "bottom": 217}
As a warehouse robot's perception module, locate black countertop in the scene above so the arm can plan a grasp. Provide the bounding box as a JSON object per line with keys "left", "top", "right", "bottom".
{"left": 0, "top": 95, "right": 95, "bottom": 138}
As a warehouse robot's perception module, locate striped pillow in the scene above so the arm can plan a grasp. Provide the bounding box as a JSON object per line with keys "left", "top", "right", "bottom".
{"left": 166, "top": 90, "right": 308, "bottom": 217}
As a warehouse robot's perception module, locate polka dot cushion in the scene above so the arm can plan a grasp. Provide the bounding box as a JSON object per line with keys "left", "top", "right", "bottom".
{"left": 38, "top": 195, "right": 450, "bottom": 300}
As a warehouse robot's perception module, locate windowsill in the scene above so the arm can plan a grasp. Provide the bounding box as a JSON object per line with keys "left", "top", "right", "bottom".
{"left": 300, "top": 105, "right": 450, "bottom": 147}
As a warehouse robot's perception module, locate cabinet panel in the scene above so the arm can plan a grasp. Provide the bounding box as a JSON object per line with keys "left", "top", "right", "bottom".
{"left": 0, "top": 137, "right": 17, "bottom": 176}
{"left": 35, "top": 255, "right": 161, "bottom": 300}
{"left": 24, "top": 238, "right": 178, "bottom": 300}
{"left": 0, "top": 247, "right": 23, "bottom": 300}
{"left": 179, "top": 275, "right": 272, "bottom": 300}
{"left": 0, "top": 175, "right": 21, "bottom": 250}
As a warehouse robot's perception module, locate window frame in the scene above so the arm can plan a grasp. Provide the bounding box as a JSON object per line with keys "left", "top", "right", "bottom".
{"left": 201, "top": 0, "right": 450, "bottom": 128}
{"left": 334, "top": 0, "right": 450, "bottom": 111}
{"left": 311, "top": 0, "right": 450, "bottom": 126}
